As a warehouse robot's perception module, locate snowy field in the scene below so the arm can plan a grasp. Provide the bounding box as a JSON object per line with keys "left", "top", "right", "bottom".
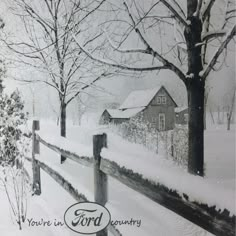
{"left": 0, "top": 120, "right": 235, "bottom": 236}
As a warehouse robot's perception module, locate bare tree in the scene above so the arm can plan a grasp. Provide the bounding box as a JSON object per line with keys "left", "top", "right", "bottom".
{"left": 0, "top": 165, "right": 30, "bottom": 230}
{"left": 2, "top": 0, "right": 110, "bottom": 163}
{"left": 73, "top": 0, "right": 236, "bottom": 176}
{"left": 226, "top": 86, "right": 235, "bottom": 130}
{"left": 76, "top": 96, "right": 87, "bottom": 126}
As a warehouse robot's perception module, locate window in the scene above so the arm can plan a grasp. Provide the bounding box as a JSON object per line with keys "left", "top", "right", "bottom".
{"left": 159, "top": 113, "right": 165, "bottom": 131}
{"left": 157, "top": 96, "right": 166, "bottom": 104}
{"left": 151, "top": 117, "right": 157, "bottom": 123}
{"left": 162, "top": 96, "right": 167, "bottom": 104}
{"left": 157, "top": 97, "right": 162, "bottom": 104}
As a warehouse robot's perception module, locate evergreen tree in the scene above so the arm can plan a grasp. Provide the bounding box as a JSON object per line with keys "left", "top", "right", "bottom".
{"left": 0, "top": 89, "right": 28, "bottom": 165}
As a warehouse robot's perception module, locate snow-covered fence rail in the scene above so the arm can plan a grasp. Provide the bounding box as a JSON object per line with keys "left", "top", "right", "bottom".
{"left": 29, "top": 120, "right": 235, "bottom": 236}
{"left": 26, "top": 156, "right": 88, "bottom": 202}
{"left": 100, "top": 159, "right": 235, "bottom": 236}
{"left": 36, "top": 134, "right": 93, "bottom": 167}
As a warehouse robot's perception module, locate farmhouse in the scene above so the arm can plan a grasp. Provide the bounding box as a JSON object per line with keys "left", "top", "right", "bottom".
{"left": 99, "top": 86, "right": 178, "bottom": 131}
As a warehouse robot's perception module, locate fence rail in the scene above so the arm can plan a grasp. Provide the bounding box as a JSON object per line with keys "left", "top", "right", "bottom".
{"left": 36, "top": 134, "right": 93, "bottom": 167}
{"left": 28, "top": 120, "right": 235, "bottom": 236}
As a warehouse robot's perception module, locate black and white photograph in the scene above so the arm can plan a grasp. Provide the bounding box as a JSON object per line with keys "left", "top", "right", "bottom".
{"left": 0, "top": 0, "right": 235, "bottom": 235}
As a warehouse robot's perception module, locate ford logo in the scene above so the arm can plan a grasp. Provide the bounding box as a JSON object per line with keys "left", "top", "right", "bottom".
{"left": 64, "top": 202, "right": 111, "bottom": 234}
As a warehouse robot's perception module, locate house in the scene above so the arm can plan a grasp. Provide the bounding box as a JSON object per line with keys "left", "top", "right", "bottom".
{"left": 175, "top": 107, "right": 188, "bottom": 125}
{"left": 99, "top": 86, "right": 178, "bottom": 131}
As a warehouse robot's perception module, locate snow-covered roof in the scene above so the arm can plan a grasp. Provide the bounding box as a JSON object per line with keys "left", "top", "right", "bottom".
{"left": 119, "top": 87, "right": 161, "bottom": 109}
{"left": 107, "top": 107, "right": 145, "bottom": 119}
{"left": 175, "top": 106, "right": 188, "bottom": 113}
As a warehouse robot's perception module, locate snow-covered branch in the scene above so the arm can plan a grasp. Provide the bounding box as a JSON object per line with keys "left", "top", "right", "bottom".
{"left": 73, "top": 37, "right": 168, "bottom": 70}
{"left": 103, "top": 29, "right": 148, "bottom": 54}
{"left": 66, "top": 72, "right": 112, "bottom": 105}
{"left": 158, "top": 0, "right": 188, "bottom": 27}
{"left": 201, "top": 25, "right": 236, "bottom": 80}
{"left": 72, "top": 33, "right": 187, "bottom": 83}
{"left": 202, "top": 0, "right": 216, "bottom": 22}
{"left": 122, "top": 2, "right": 187, "bottom": 82}
{"left": 201, "top": 30, "right": 227, "bottom": 41}
{"left": 171, "top": 0, "right": 186, "bottom": 18}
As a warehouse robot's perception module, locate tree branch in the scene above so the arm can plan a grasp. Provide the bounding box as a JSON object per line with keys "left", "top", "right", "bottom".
{"left": 202, "top": 0, "right": 216, "bottom": 22}
{"left": 66, "top": 72, "right": 110, "bottom": 105}
{"left": 196, "top": 0, "right": 203, "bottom": 18}
{"left": 72, "top": 33, "right": 187, "bottom": 83}
{"left": 201, "top": 25, "right": 236, "bottom": 80}
{"left": 122, "top": 2, "right": 186, "bottom": 82}
{"left": 201, "top": 30, "right": 227, "bottom": 42}
{"left": 156, "top": 0, "right": 188, "bottom": 27}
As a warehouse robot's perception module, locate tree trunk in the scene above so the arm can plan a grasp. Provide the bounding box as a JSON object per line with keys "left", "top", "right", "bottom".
{"left": 188, "top": 80, "right": 205, "bottom": 176}
{"left": 185, "top": 1, "right": 205, "bottom": 176}
{"left": 60, "top": 102, "right": 67, "bottom": 163}
{"left": 209, "top": 108, "right": 215, "bottom": 124}
{"left": 217, "top": 106, "right": 221, "bottom": 124}
{"left": 227, "top": 113, "right": 231, "bottom": 131}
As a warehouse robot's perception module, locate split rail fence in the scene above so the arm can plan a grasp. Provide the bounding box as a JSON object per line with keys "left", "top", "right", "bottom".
{"left": 26, "top": 120, "right": 235, "bottom": 236}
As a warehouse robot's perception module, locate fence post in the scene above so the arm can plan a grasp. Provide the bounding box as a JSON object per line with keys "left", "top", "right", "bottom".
{"left": 32, "top": 120, "right": 41, "bottom": 195}
{"left": 93, "top": 133, "right": 108, "bottom": 236}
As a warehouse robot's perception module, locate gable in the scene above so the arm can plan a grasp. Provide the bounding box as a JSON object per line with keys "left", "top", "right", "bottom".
{"left": 101, "top": 110, "right": 111, "bottom": 117}
{"left": 149, "top": 86, "right": 178, "bottom": 107}
{"left": 100, "top": 110, "right": 111, "bottom": 121}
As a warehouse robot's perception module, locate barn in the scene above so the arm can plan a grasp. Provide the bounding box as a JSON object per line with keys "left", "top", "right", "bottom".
{"left": 100, "top": 86, "right": 178, "bottom": 131}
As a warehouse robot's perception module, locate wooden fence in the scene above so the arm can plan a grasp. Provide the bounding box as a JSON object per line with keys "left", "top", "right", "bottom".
{"left": 28, "top": 120, "right": 235, "bottom": 236}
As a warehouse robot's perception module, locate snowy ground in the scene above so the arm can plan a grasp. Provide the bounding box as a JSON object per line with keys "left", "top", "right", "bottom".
{"left": 0, "top": 120, "right": 235, "bottom": 236}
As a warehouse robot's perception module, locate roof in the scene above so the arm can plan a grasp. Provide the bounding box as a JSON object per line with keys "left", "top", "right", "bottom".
{"left": 107, "top": 107, "right": 145, "bottom": 119}
{"left": 175, "top": 106, "right": 188, "bottom": 113}
{"left": 119, "top": 87, "right": 161, "bottom": 109}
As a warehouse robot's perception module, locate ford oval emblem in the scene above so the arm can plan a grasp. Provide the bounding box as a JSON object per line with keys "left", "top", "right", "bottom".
{"left": 64, "top": 202, "right": 111, "bottom": 234}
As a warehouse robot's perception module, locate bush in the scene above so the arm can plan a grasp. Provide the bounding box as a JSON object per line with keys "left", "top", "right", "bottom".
{"left": 109, "top": 115, "right": 159, "bottom": 153}
{"left": 109, "top": 116, "right": 188, "bottom": 168}
{"left": 162, "top": 126, "right": 188, "bottom": 167}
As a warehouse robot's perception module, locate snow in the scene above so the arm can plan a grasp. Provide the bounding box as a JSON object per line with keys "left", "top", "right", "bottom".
{"left": 0, "top": 166, "right": 72, "bottom": 236}
{"left": 175, "top": 106, "right": 188, "bottom": 113}
{"left": 204, "top": 126, "right": 235, "bottom": 190}
{"left": 119, "top": 87, "right": 161, "bottom": 109}
{"left": 37, "top": 129, "right": 93, "bottom": 158}
{"left": 186, "top": 73, "right": 194, "bottom": 79}
{"left": 107, "top": 107, "right": 145, "bottom": 119}
{"left": 37, "top": 122, "right": 235, "bottom": 215}
{"left": 31, "top": 122, "right": 214, "bottom": 236}
{"left": 102, "top": 143, "right": 235, "bottom": 214}
{"left": 35, "top": 121, "right": 236, "bottom": 216}
{"left": 35, "top": 154, "right": 94, "bottom": 201}
{"left": 0, "top": 120, "right": 234, "bottom": 236}
{"left": 186, "top": 20, "right": 191, "bottom": 25}
{"left": 199, "top": 70, "right": 204, "bottom": 77}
